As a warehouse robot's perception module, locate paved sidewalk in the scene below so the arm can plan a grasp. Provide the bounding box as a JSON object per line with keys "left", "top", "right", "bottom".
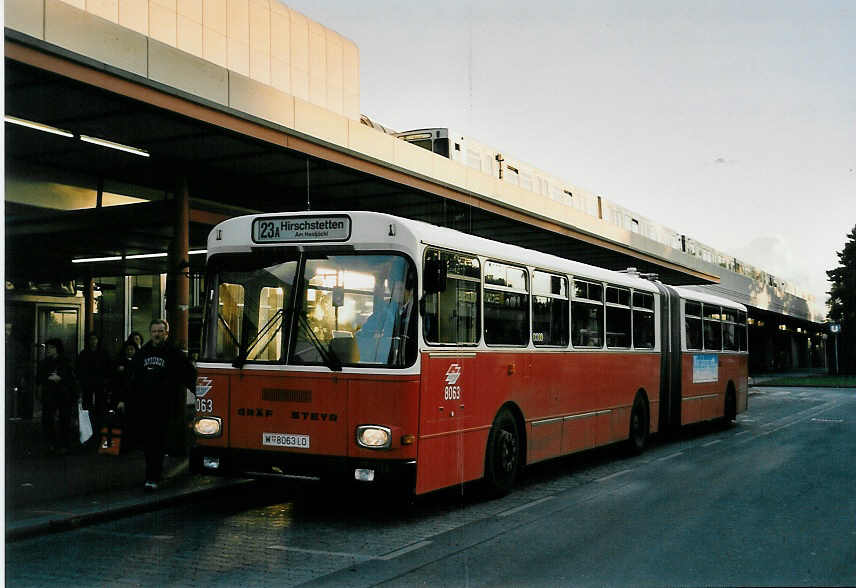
{"left": 5, "top": 418, "right": 246, "bottom": 542}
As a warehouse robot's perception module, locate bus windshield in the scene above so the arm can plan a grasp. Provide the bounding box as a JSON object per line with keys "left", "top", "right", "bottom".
{"left": 208, "top": 253, "right": 298, "bottom": 365}
{"left": 291, "top": 254, "right": 416, "bottom": 368}
{"left": 203, "top": 252, "right": 417, "bottom": 368}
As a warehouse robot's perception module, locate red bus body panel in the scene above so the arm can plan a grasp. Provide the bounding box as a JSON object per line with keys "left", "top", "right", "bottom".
{"left": 414, "top": 350, "right": 660, "bottom": 495}
{"left": 195, "top": 367, "right": 419, "bottom": 462}
{"left": 197, "top": 349, "right": 743, "bottom": 496}
{"left": 680, "top": 353, "right": 748, "bottom": 425}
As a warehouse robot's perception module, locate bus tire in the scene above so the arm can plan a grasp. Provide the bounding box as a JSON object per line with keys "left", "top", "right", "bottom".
{"left": 484, "top": 408, "right": 521, "bottom": 496}
{"left": 723, "top": 385, "right": 737, "bottom": 428}
{"left": 627, "top": 393, "right": 649, "bottom": 455}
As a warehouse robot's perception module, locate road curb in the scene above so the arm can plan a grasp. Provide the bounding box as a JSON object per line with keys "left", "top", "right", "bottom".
{"left": 6, "top": 478, "right": 251, "bottom": 542}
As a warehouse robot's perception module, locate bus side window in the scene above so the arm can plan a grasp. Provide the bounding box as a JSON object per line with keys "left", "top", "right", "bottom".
{"left": 484, "top": 261, "right": 529, "bottom": 346}
{"left": 423, "top": 249, "right": 480, "bottom": 345}
{"left": 632, "top": 291, "right": 655, "bottom": 349}
{"left": 685, "top": 301, "right": 703, "bottom": 350}
{"left": 722, "top": 308, "right": 739, "bottom": 351}
{"left": 532, "top": 271, "right": 569, "bottom": 347}
{"left": 605, "top": 285, "right": 631, "bottom": 348}
{"left": 571, "top": 279, "right": 604, "bottom": 348}
{"left": 703, "top": 304, "right": 723, "bottom": 350}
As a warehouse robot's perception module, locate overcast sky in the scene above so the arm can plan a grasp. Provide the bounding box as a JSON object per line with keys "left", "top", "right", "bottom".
{"left": 285, "top": 0, "right": 854, "bottom": 318}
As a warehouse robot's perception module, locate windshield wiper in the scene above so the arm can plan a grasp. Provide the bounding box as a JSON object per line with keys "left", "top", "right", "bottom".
{"left": 296, "top": 312, "right": 342, "bottom": 372}
{"left": 218, "top": 312, "right": 242, "bottom": 358}
{"left": 234, "top": 308, "right": 283, "bottom": 368}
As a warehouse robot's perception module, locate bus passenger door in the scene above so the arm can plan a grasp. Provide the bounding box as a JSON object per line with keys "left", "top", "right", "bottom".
{"left": 416, "top": 352, "right": 475, "bottom": 494}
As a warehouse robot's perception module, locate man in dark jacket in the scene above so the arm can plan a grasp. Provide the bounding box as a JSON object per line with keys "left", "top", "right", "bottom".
{"left": 132, "top": 319, "right": 196, "bottom": 491}
{"left": 77, "top": 332, "right": 110, "bottom": 433}
{"left": 39, "top": 338, "right": 80, "bottom": 454}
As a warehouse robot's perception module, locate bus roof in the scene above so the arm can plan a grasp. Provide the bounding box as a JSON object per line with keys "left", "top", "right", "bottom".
{"left": 673, "top": 286, "right": 748, "bottom": 312}
{"left": 209, "top": 211, "right": 673, "bottom": 294}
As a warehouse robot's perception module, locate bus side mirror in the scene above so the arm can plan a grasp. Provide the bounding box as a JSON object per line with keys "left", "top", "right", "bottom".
{"left": 423, "top": 259, "right": 447, "bottom": 294}
{"left": 332, "top": 285, "right": 345, "bottom": 308}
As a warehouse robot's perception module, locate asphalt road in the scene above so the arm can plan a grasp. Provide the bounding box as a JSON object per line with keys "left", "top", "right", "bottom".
{"left": 7, "top": 387, "right": 856, "bottom": 587}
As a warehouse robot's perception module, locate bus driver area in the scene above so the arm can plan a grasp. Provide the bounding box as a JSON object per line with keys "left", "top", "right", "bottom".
{"left": 191, "top": 211, "right": 748, "bottom": 497}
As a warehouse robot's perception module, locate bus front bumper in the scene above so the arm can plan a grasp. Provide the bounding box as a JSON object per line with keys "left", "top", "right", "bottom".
{"left": 190, "top": 446, "right": 416, "bottom": 488}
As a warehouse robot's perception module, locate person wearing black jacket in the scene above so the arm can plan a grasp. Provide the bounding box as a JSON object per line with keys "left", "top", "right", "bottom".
{"left": 77, "top": 332, "right": 110, "bottom": 434}
{"left": 39, "top": 338, "right": 80, "bottom": 454}
{"left": 112, "top": 339, "right": 139, "bottom": 450}
{"left": 131, "top": 319, "right": 196, "bottom": 491}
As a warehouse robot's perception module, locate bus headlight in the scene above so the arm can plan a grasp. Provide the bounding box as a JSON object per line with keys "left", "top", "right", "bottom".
{"left": 194, "top": 416, "right": 222, "bottom": 438}
{"left": 356, "top": 425, "right": 391, "bottom": 449}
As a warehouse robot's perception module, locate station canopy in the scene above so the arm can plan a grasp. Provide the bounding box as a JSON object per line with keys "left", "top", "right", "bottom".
{"left": 5, "top": 49, "right": 716, "bottom": 287}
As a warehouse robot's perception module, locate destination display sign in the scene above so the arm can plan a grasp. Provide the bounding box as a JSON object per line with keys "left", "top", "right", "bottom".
{"left": 252, "top": 215, "right": 351, "bottom": 243}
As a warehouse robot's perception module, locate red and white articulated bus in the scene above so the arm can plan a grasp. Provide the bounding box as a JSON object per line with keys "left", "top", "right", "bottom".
{"left": 191, "top": 211, "right": 748, "bottom": 496}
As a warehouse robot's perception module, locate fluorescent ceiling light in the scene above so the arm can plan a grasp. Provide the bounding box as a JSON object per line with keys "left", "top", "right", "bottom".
{"left": 80, "top": 134, "right": 150, "bottom": 157}
{"left": 73, "top": 250, "right": 205, "bottom": 263}
{"left": 72, "top": 255, "right": 122, "bottom": 263}
{"left": 126, "top": 252, "right": 168, "bottom": 260}
{"left": 4, "top": 115, "right": 74, "bottom": 138}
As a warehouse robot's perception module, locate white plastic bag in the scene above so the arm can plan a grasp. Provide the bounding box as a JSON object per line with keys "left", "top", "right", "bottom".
{"left": 78, "top": 401, "right": 93, "bottom": 444}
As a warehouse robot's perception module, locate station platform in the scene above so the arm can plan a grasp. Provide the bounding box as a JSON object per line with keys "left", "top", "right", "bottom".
{"left": 5, "top": 418, "right": 247, "bottom": 542}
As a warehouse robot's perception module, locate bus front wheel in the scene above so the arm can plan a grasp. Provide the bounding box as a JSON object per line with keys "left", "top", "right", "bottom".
{"left": 484, "top": 408, "right": 521, "bottom": 496}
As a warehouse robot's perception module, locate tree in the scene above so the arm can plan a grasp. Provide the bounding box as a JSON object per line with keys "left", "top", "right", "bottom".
{"left": 827, "top": 224, "right": 856, "bottom": 374}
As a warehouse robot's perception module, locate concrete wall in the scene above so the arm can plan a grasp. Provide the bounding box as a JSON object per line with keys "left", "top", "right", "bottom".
{"left": 5, "top": 0, "right": 360, "bottom": 119}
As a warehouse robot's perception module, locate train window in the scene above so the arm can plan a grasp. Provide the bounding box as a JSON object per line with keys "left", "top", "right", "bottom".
{"left": 405, "top": 138, "right": 433, "bottom": 151}
{"left": 685, "top": 300, "right": 703, "bottom": 350}
{"left": 533, "top": 271, "right": 569, "bottom": 347}
{"left": 633, "top": 291, "right": 655, "bottom": 349}
{"left": 703, "top": 304, "right": 723, "bottom": 350}
{"left": 605, "top": 286, "right": 631, "bottom": 348}
{"left": 422, "top": 249, "right": 481, "bottom": 345}
{"left": 484, "top": 261, "right": 529, "bottom": 346}
{"left": 433, "top": 139, "right": 450, "bottom": 158}
{"left": 572, "top": 279, "right": 604, "bottom": 348}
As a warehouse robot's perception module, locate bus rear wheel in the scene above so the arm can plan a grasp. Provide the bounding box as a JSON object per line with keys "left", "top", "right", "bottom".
{"left": 484, "top": 408, "right": 521, "bottom": 496}
{"left": 627, "top": 394, "right": 649, "bottom": 455}
{"left": 723, "top": 387, "right": 737, "bottom": 428}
